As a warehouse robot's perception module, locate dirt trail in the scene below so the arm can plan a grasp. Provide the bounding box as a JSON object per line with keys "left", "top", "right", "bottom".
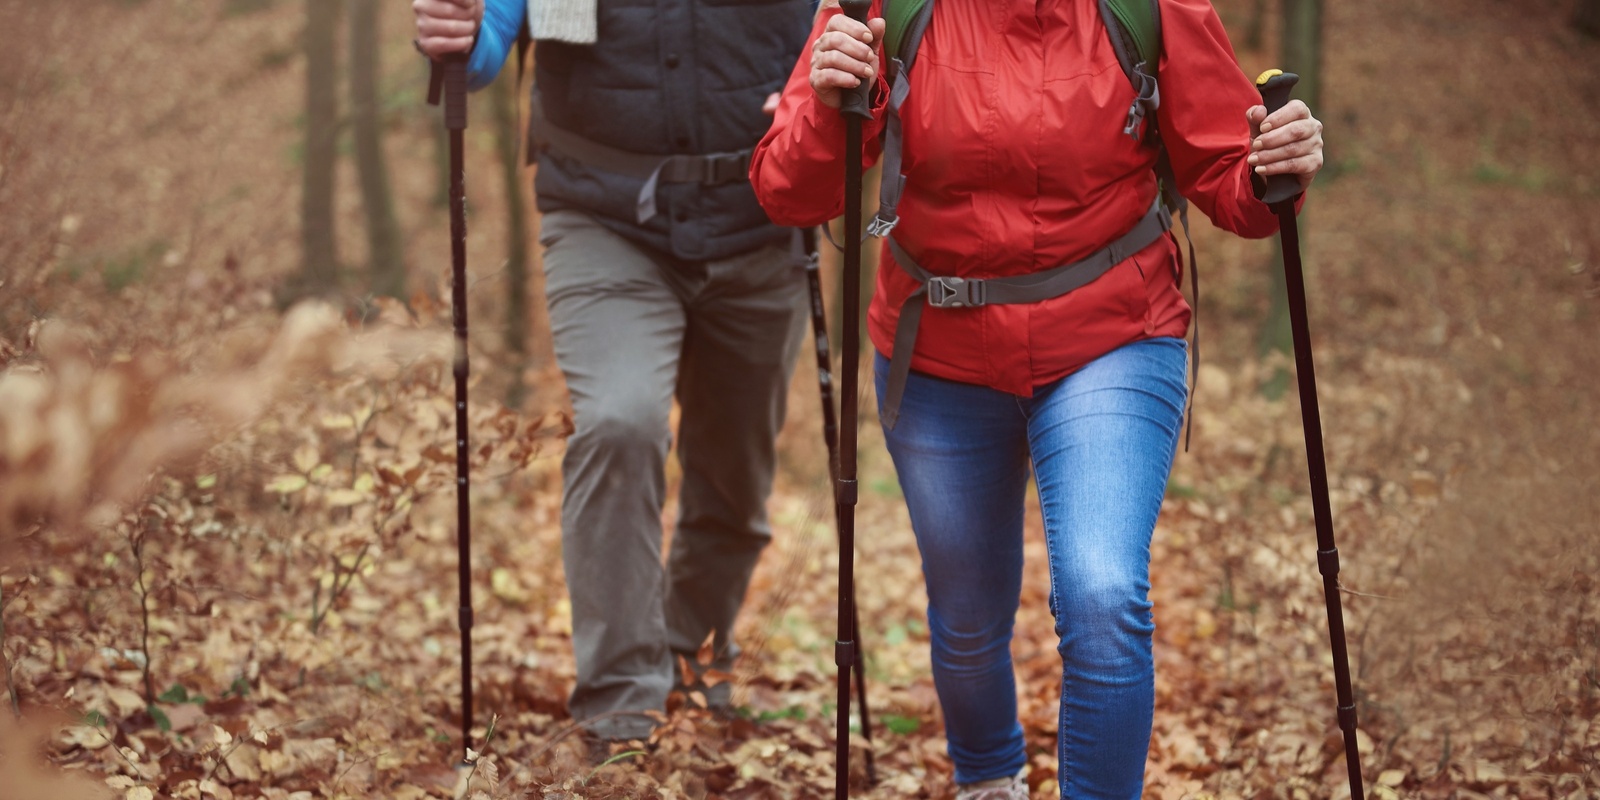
{"left": 1, "top": 0, "right": 1596, "bottom": 797}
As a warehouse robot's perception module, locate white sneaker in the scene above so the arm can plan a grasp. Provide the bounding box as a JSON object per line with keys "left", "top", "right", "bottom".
{"left": 955, "top": 766, "right": 1029, "bottom": 800}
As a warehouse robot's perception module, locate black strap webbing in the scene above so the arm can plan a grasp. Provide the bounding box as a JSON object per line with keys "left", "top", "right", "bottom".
{"left": 879, "top": 200, "right": 1172, "bottom": 428}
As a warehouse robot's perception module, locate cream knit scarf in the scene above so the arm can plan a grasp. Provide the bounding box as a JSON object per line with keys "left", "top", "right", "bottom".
{"left": 527, "top": 0, "right": 598, "bottom": 45}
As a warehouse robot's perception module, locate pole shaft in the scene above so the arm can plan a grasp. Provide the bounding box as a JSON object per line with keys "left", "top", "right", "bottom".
{"left": 1275, "top": 202, "right": 1363, "bottom": 800}
{"left": 833, "top": 112, "right": 863, "bottom": 800}
{"left": 441, "top": 56, "right": 474, "bottom": 763}
{"left": 806, "top": 235, "right": 876, "bottom": 783}
{"left": 805, "top": 251, "right": 841, "bottom": 477}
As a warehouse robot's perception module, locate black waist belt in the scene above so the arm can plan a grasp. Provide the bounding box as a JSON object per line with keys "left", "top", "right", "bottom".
{"left": 527, "top": 94, "right": 752, "bottom": 224}
{"left": 880, "top": 200, "right": 1172, "bottom": 429}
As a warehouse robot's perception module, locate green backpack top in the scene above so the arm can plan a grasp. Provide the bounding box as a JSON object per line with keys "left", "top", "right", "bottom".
{"left": 887, "top": 0, "right": 1163, "bottom": 81}
{"left": 874, "top": 0, "right": 1178, "bottom": 230}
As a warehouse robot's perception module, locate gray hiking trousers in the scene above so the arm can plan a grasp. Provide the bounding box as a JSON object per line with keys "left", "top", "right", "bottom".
{"left": 539, "top": 210, "right": 808, "bottom": 739}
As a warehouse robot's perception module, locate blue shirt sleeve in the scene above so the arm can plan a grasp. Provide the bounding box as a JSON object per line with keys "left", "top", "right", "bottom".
{"left": 466, "top": 0, "right": 527, "bottom": 91}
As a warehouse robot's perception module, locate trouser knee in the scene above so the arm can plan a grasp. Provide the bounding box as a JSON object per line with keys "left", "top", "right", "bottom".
{"left": 929, "top": 610, "right": 1017, "bottom": 675}
{"left": 569, "top": 406, "right": 670, "bottom": 465}
{"left": 1053, "top": 582, "right": 1154, "bottom": 670}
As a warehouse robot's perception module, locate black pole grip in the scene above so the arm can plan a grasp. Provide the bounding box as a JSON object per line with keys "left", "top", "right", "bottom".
{"left": 1254, "top": 70, "right": 1301, "bottom": 206}
{"left": 443, "top": 54, "right": 469, "bottom": 131}
{"left": 839, "top": 0, "right": 874, "bottom": 120}
{"left": 428, "top": 61, "right": 445, "bottom": 107}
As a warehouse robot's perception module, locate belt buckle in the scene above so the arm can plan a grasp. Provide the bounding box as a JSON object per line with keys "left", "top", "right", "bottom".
{"left": 705, "top": 152, "right": 747, "bottom": 185}
{"left": 926, "top": 276, "right": 984, "bottom": 308}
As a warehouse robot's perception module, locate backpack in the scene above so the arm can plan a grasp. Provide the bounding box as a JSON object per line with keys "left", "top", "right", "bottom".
{"left": 873, "top": 0, "right": 1185, "bottom": 233}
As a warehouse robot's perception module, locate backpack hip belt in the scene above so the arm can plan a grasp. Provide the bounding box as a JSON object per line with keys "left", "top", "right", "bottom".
{"left": 527, "top": 90, "right": 752, "bottom": 224}
{"left": 879, "top": 198, "right": 1171, "bottom": 428}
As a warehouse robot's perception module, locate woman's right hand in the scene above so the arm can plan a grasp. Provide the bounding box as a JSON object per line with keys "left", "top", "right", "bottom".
{"left": 413, "top": 0, "right": 483, "bottom": 59}
{"left": 809, "top": 11, "right": 887, "bottom": 109}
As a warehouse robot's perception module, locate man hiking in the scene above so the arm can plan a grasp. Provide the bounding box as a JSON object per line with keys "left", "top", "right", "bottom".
{"left": 414, "top": 0, "right": 813, "bottom": 746}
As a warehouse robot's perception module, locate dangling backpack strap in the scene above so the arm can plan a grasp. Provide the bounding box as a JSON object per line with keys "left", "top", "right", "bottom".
{"left": 1105, "top": 0, "right": 1200, "bottom": 449}
{"left": 867, "top": 0, "right": 933, "bottom": 239}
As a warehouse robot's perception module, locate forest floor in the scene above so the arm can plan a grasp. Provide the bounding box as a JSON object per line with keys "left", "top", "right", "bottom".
{"left": 1, "top": 0, "right": 1598, "bottom": 798}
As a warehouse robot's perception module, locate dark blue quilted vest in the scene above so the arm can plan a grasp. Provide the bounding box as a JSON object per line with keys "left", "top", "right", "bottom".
{"left": 532, "top": 0, "right": 812, "bottom": 261}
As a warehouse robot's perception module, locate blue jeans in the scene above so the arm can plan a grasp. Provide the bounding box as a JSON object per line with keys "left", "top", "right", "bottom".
{"left": 875, "top": 337, "right": 1188, "bottom": 797}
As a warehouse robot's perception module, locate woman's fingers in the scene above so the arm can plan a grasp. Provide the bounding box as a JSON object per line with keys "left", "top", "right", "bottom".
{"left": 814, "top": 28, "right": 879, "bottom": 72}
{"left": 812, "top": 44, "right": 876, "bottom": 80}
{"left": 1246, "top": 97, "right": 1322, "bottom": 185}
{"left": 809, "top": 15, "right": 883, "bottom": 108}
{"left": 1258, "top": 99, "right": 1311, "bottom": 132}
{"left": 1252, "top": 120, "right": 1322, "bottom": 158}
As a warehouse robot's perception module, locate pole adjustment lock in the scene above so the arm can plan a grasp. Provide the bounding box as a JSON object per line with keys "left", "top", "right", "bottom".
{"left": 834, "top": 640, "right": 855, "bottom": 668}
{"left": 835, "top": 478, "right": 858, "bottom": 507}
{"left": 1317, "top": 547, "right": 1341, "bottom": 577}
{"left": 1338, "top": 703, "right": 1358, "bottom": 731}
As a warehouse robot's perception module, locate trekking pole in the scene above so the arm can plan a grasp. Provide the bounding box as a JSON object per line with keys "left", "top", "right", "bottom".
{"left": 801, "top": 227, "right": 877, "bottom": 784}
{"left": 428, "top": 52, "right": 475, "bottom": 765}
{"left": 1255, "top": 69, "right": 1364, "bottom": 800}
{"left": 833, "top": 1, "right": 872, "bottom": 795}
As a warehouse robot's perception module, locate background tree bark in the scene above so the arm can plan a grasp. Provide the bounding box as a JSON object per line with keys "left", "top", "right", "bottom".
{"left": 350, "top": 0, "right": 404, "bottom": 299}
{"left": 1576, "top": 0, "right": 1600, "bottom": 37}
{"left": 1258, "top": 0, "right": 1322, "bottom": 395}
{"left": 491, "top": 64, "right": 535, "bottom": 406}
{"left": 299, "top": 0, "right": 341, "bottom": 294}
{"left": 1243, "top": 0, "right": 1270, "bottom": 52}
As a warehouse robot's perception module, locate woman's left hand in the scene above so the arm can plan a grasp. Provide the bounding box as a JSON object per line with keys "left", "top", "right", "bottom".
{"left": 1245, "top": 100, "right": 1324, "bottom": 193}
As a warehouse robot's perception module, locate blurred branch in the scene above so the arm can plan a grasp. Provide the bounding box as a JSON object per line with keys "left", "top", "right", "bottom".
{"left": 128, "top": 519, "right": 156, "bottom": 706}
{"left": 1, "top": 575, "right": 18, "bottom": 717}
{"left": 309, "top": 543, "right": 370, "bottom": 636}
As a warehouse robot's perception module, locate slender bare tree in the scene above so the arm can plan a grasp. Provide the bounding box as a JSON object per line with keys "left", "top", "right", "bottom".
{"left": 1577, "top": 0, "right": 1600, "bottom": 37}
{"left": 491, "top": 61, "right": 535, "bottom": 405}
{"left": 350, "top": 0, "right": 405, "bottom": 298}
{"left": 1259, "top": 0, "right": 1322, "bottom": 388}
{"left": 300, "top": 0, "right": 342, "bottom": 293}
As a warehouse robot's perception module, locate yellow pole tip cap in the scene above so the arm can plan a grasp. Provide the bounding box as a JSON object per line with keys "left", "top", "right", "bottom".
{"left": 1256, "top": 68, "right": 1284, "bottom": 86}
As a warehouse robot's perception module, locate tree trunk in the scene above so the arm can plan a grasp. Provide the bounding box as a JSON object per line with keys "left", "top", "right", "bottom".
{"left": 300, "top": 0, "right": 341, "bottom": 294}
{"left": 350, "top": 0, "right": 405, "bottom": 299}
{"left": 491, "top": 66, "right": 535, "bottom": 406}
{"left": 1281, "top": 0, "right": 1323, "bottom": 116}
{"left": 1577, "top": 0, "right": 1600, "bottom": 37}
{"left": 1258, "top": 0, "right": 1322, "bottom": 386}
{"left": 1244, "top": 0, "right": 1270, "bottom": 52}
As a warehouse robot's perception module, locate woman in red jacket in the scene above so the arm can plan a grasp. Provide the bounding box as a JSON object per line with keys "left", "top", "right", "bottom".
{"left": 752, "top": 1, "right": 1323, "bottom": 797}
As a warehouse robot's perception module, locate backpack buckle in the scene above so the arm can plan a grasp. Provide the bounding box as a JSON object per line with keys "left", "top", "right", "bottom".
{"left": 866, "top": 214, "right": 898, "bottom": 238}
{"left": 926, "top": 276, "right": 985, "bottom": 308}
{"left": 1124, "top": 67, "right": 1160, "bottom": 140}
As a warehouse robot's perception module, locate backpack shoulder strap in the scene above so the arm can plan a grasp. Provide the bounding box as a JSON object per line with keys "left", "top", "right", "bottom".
{"left": 1100, "top": 0, "right": 1163, "bottom": 139}
{"left": 883, "top": 0, "right": 932, "bottom": 68}
{"left": 1101, "top": 0, "right": 1162, "bottom": 76}
{"left": 868, "top": 0, "right": 933, "bottom": 237}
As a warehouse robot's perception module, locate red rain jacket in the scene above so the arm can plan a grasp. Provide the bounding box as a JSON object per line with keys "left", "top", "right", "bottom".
{"left": 751, "top": 0, "right": 1296, "bottom": 397}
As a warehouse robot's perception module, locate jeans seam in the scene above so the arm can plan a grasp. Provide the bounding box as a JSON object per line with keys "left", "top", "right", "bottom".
{"left": 1028, "top": 443, "right": 1074, "bottom": 796}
